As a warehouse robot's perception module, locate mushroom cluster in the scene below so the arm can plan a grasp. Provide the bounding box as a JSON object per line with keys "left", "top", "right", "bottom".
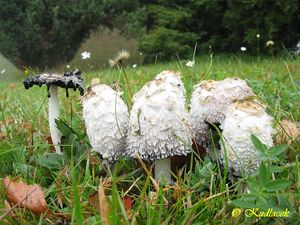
{"left": 23, "top": 70, "right": 84, "bottom": 154}
{"left": 220, "top": 99, "right": 275, "bottom": 176}
{"left": 23, "top": 69, "right": 279, "bottom": 180}
{"left": 189, "top": 77, "right": 255, "bottom": 158}
{"left": 127, "top": 70, "right": 192, "bottom": 184}
{"left": 82, "top": 79, "right": 129, "bottom": 162}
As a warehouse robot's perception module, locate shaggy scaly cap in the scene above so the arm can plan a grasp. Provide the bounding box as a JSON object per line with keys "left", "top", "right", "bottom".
{"left": 82, "top": 80, "right": 129, "bottom": 162}
{"left": 220, "top": 99, "right": 275, "bottom": 176}
{"left": 189, "top": 78, "right": 255, "bottom": 151}
{"left": 127, "top": 70, "right": 192, "bottom": 160}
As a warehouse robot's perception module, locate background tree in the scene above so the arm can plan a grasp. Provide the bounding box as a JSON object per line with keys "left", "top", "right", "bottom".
{"left": 1, "top": 0, "right": 299, "bottom": 68}
{"left": 0, "top": 0, "right": 139, "bottom": 69}
{"left": 224, "top": 0, "right": 300, "bottom": 52}
{"left": 133, "top": 0, "right": 300, "bottom": 62}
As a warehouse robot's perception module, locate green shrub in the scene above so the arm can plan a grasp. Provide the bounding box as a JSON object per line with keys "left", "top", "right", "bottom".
{"left": 134, "top": 0, "right": 300, "bottom": 61}
{"left": 224, "top": 0, "right": 300, "bottom": 53}
{"left": 0, "top": 0, "right": 108, "bottom": 68}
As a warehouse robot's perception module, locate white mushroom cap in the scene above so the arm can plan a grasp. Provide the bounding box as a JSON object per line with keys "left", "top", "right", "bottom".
{"left": 189, "top": 78, "right": 255, "bottom": 153}
{"left": 190, "top": 77, "right": 254, "bottom": 125}
{"left": 127, "top": 70, "right": 192, "bottom": 160}
{"left": 82, "top": 80, "right": 129, "bottom": 162}
{"left": 189, "top": 80, "right": 216, "bottom": 146}
{"left": 220, "top": 99, "right": 275, "bottom": 176}
{"left": 275, "top": 119, "right": 300, "bottom": 145}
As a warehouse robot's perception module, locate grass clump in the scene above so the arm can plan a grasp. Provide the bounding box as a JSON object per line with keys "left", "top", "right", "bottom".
{"left": 0, "top": 54, "right": 299, "bottom": 224}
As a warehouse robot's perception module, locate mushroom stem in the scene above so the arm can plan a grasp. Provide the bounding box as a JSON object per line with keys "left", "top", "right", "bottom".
{"left": 48, "top": 86, "right": 62, "bottom": 154}
{"left": 154, "top": 158, "right": 172, "bottom": 184}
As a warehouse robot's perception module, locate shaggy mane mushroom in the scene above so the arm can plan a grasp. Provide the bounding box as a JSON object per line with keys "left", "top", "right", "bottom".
{"left": 82, "top": 79, "right": 129, "bottom": 162}
{"left": 127, "top": 70, "right": 192, "bottom": 184}
{"left": 23, "top": 70, "right": 84, "bottom": 153}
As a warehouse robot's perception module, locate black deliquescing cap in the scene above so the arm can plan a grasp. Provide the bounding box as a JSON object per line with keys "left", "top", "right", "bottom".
{"left": 23, "top": 70, "right": 84, "bottom": 98}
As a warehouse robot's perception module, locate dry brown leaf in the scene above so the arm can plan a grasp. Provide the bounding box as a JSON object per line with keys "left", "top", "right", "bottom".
{"left": 2, "top": 176, "right": 48, "bottom": 215}
{"left": 123, "top": 196, "right": 132, "bottom": 212}
{"left": 57, "top": 189, "right": 64, "bottom": 209}
{"left": 0, "top": 131, "right": 5, "bottom": 142}
{"left": 98, "top": 178, "right": 109, "bottom": 225}
{"left": 275, "top": 119, "right": 300, "bottom": 145}
{"left": 4, "top": 200, "right": 14, "bottom": 218}
{"left": 5, "top": 118, "right": 14, "bottom": 126}
{"left": 0, "top": 123, "right": 6, "bottom": 142}
{"left": 8, "top": 84, "right": 16, "bottom": 90}
{"left": 88, "top": 191, "right": 100, "bottom": 210}
{"left": 44, "top": 135, "right": 56, "bottom": 152}
{"left": 89, "top": 153, "right": 101, "bottom": 166}
{"left": 20, "top": 121, "right": 32, "bottom": 130}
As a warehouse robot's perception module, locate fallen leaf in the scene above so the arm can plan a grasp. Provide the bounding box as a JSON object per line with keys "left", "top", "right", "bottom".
{"left": 90, "top": 153, "right": 101, "bottom": 166}
{"left": 123, "top": 196, "right": 133, "bottom": 220}
{"left": 88, "top": 191, "right": 100, "bottom": 210}
{"left": 275, "top": 119, "right": 300, "bottom": 145}
{"left": 57, "top": 189, "right": 64, "bottom": 209}
{"left": 98, "top": 178, "right": 108, "bottom": 225}
{"left": 123, "top": 196, "right": 132, "bottom": 212}
{"left": 8, "top": 84, "right": 16, "bottom": 90}
{"left": 4, "top": 200, "right": 14, "bottom": 218}
{"left": 20, "top": 121, "right": 32, "bottom": 131}
{"left": 2, "top": 176, "right": 48, "bottom": 215}
{"left": 0, "top": 131, "right": 5, "bottom": 142}
{"left": 43, "top": 135, "right": 56, "bottom": 152}
{"left": 5, "top": 118, "right": 14, "bottom": 126}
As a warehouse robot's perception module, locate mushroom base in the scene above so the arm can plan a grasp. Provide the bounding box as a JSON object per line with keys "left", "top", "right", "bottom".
{"left": 154, "top": 158, "right": 172, "bottom": 184}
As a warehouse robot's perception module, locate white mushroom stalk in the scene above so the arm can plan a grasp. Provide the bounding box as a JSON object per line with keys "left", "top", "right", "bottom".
{"left": 82, "top": 79, "right": 129, "bottom": 162}
{"left": 23, "top": 71, "right": 85, "bottom": 154}
{"left": 127, "top": 70, "right": 192, "bottom": 184}
{"left": 220, "top": 99, "right": 275, "bottom": 176}
{"left": 48, "top": 86, "right": 62, "bottom": 153}
{"left": 189, "top": 77, "right": 255, "bottom": 158}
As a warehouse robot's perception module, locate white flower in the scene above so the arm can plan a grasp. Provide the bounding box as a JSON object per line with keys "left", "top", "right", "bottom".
{"left": 66, "top": 65, "right": 70, "bottom": 69}
{"left": 81, "top": 51, "right": 91, "bottom": 60}
{"left": 256, "top": 34, "right": 260, "bottom": 38}
{"left": 1, "top": 69, "right": 6, "bottom": 74}
{"left": 266, "top": 40, "right": 274, "bottom": 47}
{"left": 132, "top": 64, "right": 137, "bottom": 68}
{"left": 139, "top": 52, "right": 143, "bottom": 56}
{"left": 186, "top": 60, "right": 195, "bottom": 67}
{"left": 240, "top": 46, "right": 247, "bottom": 51}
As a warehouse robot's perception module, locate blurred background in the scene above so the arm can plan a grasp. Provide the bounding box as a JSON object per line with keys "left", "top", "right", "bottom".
{"left": 0, "top": 0, "right": 299, "bottom": 81}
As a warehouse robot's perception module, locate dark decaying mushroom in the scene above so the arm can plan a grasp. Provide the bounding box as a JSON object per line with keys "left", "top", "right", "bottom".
{"left": 23, "top": 70, "right": 84, "bottom": 153}
{"left": 23, "top": 70, "right": 84, "bottom": 98}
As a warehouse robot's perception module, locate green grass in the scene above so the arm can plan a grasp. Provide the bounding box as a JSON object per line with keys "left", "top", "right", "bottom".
{"left": 0, "top": 53, "right": 22, "bottom": 81}
{"left": 0, "top": 54, "right": 299, "bottom": 224}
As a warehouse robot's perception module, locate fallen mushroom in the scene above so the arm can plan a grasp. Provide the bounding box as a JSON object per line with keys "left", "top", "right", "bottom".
{"left": 23, "top": 70, "right": 84, "bottom": 154}
{"left": 82, "top": 79, "right": 129, "bottom": 162}
{"left": 127, "top": 70, "right": 192, "bottom": 184}
{"left": 220, "top": 99, "right": 275, "bottom": 176}
{"left": 189, "top": 77, "right": 255, "bottom": 158}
